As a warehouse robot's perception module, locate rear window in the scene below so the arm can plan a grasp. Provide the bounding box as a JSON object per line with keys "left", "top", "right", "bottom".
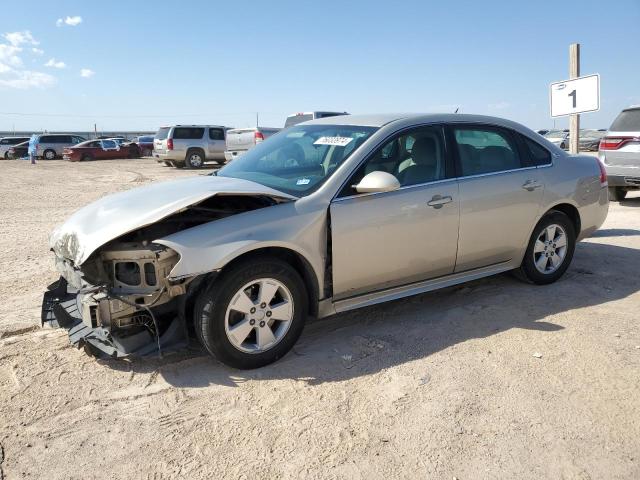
{"left": 138, "top": 136, "right": 153, "bottom": 142}
{"left": 1, "top": 137, "right": 28, "bottom": 145}
{"left": 154, "top": 127, "right": 171, "bottom": 140}
{"left": 285, "top": 114, "right": 313, "bottom": 128}
{"left": 523, "top": 137, "right": 552, "bottom": 166}
{"left": 209, "top": 128, "right": 225, "bottom": 140}
{"left": 173, "top": 127, "right": 204, "bottom": 140}
{"left": 609, "top": 109, "right": 640, "bottom": 132}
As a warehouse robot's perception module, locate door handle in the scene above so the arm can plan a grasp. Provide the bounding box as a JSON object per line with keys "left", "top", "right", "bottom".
{"left": 522, "top": 180, "right": 542, "bottom": 191}
{"left": 427, "top": 195, "right": 453, "bottom": 209}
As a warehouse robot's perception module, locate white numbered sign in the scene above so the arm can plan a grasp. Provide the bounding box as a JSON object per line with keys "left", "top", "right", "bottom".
{"left": 549, "top": 74, "right": 600, "bottom": 118}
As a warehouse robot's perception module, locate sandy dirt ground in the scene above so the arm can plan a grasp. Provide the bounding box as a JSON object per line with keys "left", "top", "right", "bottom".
{"left": 0, "top": 158, "right": 639, "bottom": 479}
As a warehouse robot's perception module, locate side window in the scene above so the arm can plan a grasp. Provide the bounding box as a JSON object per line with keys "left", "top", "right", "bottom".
{"left": 173, "top": 127, "right": 205, "bottom": 139}
{"left": 73, "top": 136, "right": 84, "bottom": 144}
{"left": 209, "top": 128, "right": 224, "bottom": 140}
{"left": 0, "top": 139, "right": 7, "bottom": 145}
{"left": 523, "top": 137, "right": 552, "bottom": 166}
{"left": 453, "top": 127, "right": 521, "bottom": 176}
{"left": 340, "top": 126, "right": 447, "bottom": 197}
{"left": 102, "top": 140, "right": 116, "bottom": 149}
{"left": 60, "top": 136, "right": 72, "bottom": 143}
{"left": 39, "top": 136, "right": 52, "bottom": 143}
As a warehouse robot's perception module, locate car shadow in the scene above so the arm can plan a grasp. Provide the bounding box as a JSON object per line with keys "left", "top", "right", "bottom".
{"left": 619, "top": 197, "right": 640, "bottom": 208}
{"left": 100, "top": 241, "right": 640, "bottom": 388}
{"left": 591, "top": 228, "right": 640, "bottom": 238}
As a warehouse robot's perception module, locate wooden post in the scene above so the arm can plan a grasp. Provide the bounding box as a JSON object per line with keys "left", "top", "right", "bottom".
{"left": 569, "top": 43, "right": 580, "bottom": 154}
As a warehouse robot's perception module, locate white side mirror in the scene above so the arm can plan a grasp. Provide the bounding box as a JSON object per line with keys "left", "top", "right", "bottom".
{"left": 354, "top": 171, "right": 401, "bottom": 194}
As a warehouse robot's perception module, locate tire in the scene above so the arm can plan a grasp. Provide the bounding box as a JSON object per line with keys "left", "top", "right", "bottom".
{"left": 43, "top": 149, "right": 56, "bottom": 160}
{"left": 143, "top": 148, "right": 152, "bottom": 157}
{"left": 128, "top": 146, "right": 140, "bottom": 159}
{"left": 516, "top": 211, "right": 576, "bottom": 285}
{"left": 80, "top": 153, "right": 93, "bottom": 162}
{"left": 173, "top": 161, "right": 185, "bottom": 169}
{"left": 3, "top": 151, "right": 8, "bottom": 159}
{"left": 163, "top": 161, "right": 172, "bottom": 167}
{"left": 608, "top": 187, "right": 627, "bottom": 202}
{"left": 194, "top": 257, "right": 308, "bottom": 369}
{"left": 185, "top": 149, "right": 205, "bottom": 168}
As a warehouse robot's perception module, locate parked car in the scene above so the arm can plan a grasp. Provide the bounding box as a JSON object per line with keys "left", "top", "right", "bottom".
{"left": 224, "top": 127, "right": 281, "bottom": 163}
{"left": 43, "top": 113, "right": 608, "bottom": 369}
{"left": 107, "top": 137, "right": 141, "bottom": 157}
{"left": 536, "top": 129, "right": 550, "bottom": 136}
{"left": 62, "top": 139, "right": 139, "bottom": 161}
{"left": 153, "top": 125, "right": 229, "bottom": 168}
{"left": 34, "top": 134, "right": 86, "bottom": 159}
{"left": 284, "top": 111, "right": 349, "bottom": 128}
{"left": 0, "top": 136, "right": 30, "bottom": 159}
{"left": 599, "top": 105, "right": 640, "bottom": 201}
{"left": 578, "top": 130, "right": 605, "bottom": 152}
{"left": 136, "top": 135, "right": 154, "bottom": 156}
{"left": 543, "top": 130, "right": 569, "bottom": 149}
{"left": 7, "top": 140, "right": 30, "bottom": 159}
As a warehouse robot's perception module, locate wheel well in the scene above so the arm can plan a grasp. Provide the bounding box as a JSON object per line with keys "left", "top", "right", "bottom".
{"left": 547, "top": 203, "right": 581, "bottom": 236}
{"left": 219, "top": 247, "right": 320, "bottom": 317}
{"left": 186, "top": 147, "right": 205, "bottom": 157}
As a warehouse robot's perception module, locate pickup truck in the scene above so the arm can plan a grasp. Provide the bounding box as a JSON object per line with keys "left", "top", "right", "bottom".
{"left": 224, "top": 127, "right": 281, "bottom": 163}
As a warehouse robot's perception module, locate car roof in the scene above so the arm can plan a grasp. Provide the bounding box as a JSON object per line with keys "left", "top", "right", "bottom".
{"left": 304, "top": 113, "right": 534, "bottom": 130}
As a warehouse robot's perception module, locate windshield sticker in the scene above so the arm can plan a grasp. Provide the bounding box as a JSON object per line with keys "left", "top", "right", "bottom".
{"left": 296, "top": 178, "right": 311, "bottom": 186}
{"left": 313, "top": 136, "right": 353, "bottom": 147}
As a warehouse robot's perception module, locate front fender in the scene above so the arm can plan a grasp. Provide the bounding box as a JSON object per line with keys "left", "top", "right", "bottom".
{"left": 154, "top": 201, "right": 328, "bottom": 297}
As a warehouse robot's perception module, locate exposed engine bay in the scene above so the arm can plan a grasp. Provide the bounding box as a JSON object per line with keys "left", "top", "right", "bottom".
{"left": 43, "top": 194, "right": 287, "bottom": 358}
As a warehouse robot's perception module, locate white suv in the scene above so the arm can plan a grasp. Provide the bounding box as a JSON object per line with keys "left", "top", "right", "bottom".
{"left": 153, "top": 125, "right": 230, "bottom": 168}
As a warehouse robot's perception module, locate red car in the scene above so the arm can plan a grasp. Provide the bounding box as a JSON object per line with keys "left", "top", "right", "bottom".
{"left": 63, "top": 139, "right": 140, "bottom": 161}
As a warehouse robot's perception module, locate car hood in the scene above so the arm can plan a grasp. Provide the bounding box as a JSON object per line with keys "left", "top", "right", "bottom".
{"left": 49, "top": 175, "right": 296, "bottom": 266}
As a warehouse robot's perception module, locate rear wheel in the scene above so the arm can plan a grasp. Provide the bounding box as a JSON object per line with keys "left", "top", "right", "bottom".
{"left": 143, "top": 148, "right": 152, "bottom": 157}
{"left": 608, "top": 187, "right": 627, "bottom": 202}
{"left": 173, "top": 161, "right": 185, "bottom": 169}
{"left": 516, "top": 211, "right": 576, "bottom": 285}
{"left": 3, "top": 151, "right": 8, "bottom": 159}
{"left": 80, "top": 153, "right": 93, "bottom": 162}
{"left": 163, "top": 161, "right": 172, "bottom": 167}
{"left": 194, "top": 258, "right": 308, "bottom": 369}
{"left": 185, "top": 149, "right": 205, "bottom": 168}
{"left": 43, "top": 149, "right": 56, "bottom": 160}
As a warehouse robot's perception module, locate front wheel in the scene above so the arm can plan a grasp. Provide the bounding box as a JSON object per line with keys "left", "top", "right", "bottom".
{"left": 608, "top": 187, "right": 627, "bottom": 202}
{"left": 43, "top": 149, "right": 56, "bottom": 160}
{"left": 194, "top": 258, "right": 308, "bottom": 369}
{"left": 516, "top": 211, "right": 576, "bottom": 285}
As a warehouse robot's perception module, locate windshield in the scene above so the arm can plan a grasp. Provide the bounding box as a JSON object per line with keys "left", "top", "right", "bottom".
{"left": 544, "top": 131, "right": 566, "bottom": 139}
{"left": 154, "top": 127, "right": 170, "bottom": 140}
{"left": 217, "top": 124, "right": 377, "bottom": 197}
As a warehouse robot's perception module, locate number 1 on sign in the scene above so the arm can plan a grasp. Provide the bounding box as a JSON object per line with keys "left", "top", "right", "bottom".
{"left": 568, "top": 90, "right": 576, "bottom": 108}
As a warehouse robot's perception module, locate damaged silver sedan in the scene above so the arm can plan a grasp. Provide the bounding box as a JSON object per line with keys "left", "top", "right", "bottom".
{"left": 43, "top": 114, "right": 609, "bottom": 368}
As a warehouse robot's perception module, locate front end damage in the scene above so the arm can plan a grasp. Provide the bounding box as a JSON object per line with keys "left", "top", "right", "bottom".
{"left": 42, "top": 242, "right": 191, "bottom": 357}
{"left": 41, "top": 182, "right": 293, "bottom": 358}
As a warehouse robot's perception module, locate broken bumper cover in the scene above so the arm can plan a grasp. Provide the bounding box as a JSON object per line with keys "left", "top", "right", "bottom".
{"left": 42, "top": 277, "right": 187, "bottom": 358}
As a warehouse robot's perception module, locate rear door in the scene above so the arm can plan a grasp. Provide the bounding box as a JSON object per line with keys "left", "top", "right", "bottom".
{"left": 451, "top": 124, "right": 544, "bottom": 272}
{"left": 207, "top": 127, "right": 226, "bottom": 160}
{"left": 100, "top": 140, "right": 119, "bottom": 159}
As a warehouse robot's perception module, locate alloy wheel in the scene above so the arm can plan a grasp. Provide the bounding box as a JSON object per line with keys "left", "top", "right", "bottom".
{"left": 533, "top": 224, "right": 568, "bottom": 274}
{"left": 188, "top": 153, "right": 203, "bottom": 167}
{"left": 224, "top": 278, "right": 294, "bottom": 353}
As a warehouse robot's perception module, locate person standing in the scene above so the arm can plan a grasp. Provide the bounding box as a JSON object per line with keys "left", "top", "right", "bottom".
{"left": 28, "top": 134, "right": 37, "bottom": 164}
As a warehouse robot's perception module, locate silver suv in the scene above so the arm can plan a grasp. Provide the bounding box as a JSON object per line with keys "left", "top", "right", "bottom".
{"left": 153, "top": 125, "right": 229, "bottom": 168}
{"left": 0, "top": 136, "right": 30, "bottom": 159}
{"left": 36, "top": 134, "right": 86, "bottom": 160}
{"left": 599, "top": 105, "right": 640, "bottom": 201}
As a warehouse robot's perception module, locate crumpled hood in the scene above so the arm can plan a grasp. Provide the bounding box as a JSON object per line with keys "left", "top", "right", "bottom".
{"left": 49, "top": 175, "right": 295, "bottom": 266}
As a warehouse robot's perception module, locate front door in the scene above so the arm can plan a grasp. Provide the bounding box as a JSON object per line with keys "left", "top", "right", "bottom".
{"left": 330, "top": 125, "right": 460, "bottom": 299}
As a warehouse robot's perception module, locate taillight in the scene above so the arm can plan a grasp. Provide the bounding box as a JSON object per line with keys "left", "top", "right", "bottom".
{"left": 167, "top": 139, "right": 173, "bottom": 150}
{"left": 254, "top": 131, "right": 265, "bottom": 143}
{"left": 597, "top": 159, "right": 607, "bottom": 187}
{"left": 599, "top": 136, "right": 636, "bottom": 150}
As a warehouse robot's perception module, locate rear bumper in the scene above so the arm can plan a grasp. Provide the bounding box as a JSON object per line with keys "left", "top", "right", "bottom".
{"left": 41, "top": 277, "right": 187, "bottom": 358}
{"left": 607, "top": 174, "right": 640, "bottom": 188}
{"left": 224, "top": 150, "right": 246, "bottom": 162}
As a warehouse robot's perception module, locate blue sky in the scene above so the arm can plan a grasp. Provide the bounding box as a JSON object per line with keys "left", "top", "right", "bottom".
{"left": 1, "top": 0, "right": 638, "bottom": 132}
